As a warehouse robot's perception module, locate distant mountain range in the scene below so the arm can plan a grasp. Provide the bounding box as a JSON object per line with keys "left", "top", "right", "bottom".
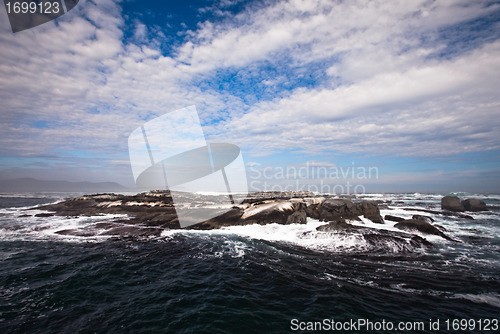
{"left": 0, "top": 178, "right": 130, "bottom": 193}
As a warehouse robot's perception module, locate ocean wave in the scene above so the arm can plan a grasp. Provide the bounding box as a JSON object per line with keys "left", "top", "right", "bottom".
{"left": 161, "top": 218, "right": 431, "bottom": 254}
{"left": 451, "top": 292, "right": 500, "bottom": 308}
{"left": 0, "top": 211, "right": 131, "bottom": 242}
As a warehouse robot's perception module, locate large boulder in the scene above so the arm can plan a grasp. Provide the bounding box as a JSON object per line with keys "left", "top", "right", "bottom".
{"left": 394, "top": 219, "right": 455, "bottom": 241}
{"left": 461, "top": 198, "right": 487, "bottom": 212}
{"left": 357, "top": 200, "right": 384, "bottom": 224}
{"left": 318, "top": 199, "right": 361, "bottom": 221}
{"left": 441, "top": 196, "right": 465, "bottom": 212}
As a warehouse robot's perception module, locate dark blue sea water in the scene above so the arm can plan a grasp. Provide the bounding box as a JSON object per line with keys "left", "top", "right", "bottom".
{"left": 0, "top": 193, "right": 499, "bottom": 333}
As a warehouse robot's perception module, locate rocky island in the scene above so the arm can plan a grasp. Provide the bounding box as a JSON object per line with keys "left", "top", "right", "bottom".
{"left": 25, "top": 191, "right": 489, "bottom": 247}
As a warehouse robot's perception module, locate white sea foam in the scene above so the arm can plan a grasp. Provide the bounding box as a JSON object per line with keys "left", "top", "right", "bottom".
{"left": 213, "top": 239, "right": 248, "bottom": 258}
{"left": 162, "top": 218, "right": 363, "bottom": 252}
{"left": 380, "top": 206, "right": 500, "bottom": 242}
{"left": 451, "top": 292, "right": 500, "bottom": 308}
{"left": 467, "top": 212, "right": 500, "bottom": 220}
{"left": 0, "top": 210, "right": 130, "bottom": 242}
{"left": 353, "top": 215, "right": 448, "bottom": 244}
{"left": 161, "top": 217, "right": 428, "bottom": 253}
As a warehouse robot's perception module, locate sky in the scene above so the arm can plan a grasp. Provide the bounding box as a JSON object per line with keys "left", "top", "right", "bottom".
{"left": 0, "top": 0, "right": 499, "bottom": 194}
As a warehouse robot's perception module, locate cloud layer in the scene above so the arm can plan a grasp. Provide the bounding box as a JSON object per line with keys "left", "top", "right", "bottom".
{"left": 0, "top": 0, "right": 499, "bottom": 188}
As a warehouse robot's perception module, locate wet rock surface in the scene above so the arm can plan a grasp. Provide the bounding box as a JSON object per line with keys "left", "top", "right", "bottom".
{"left": 385, "top": 215, "right": 406, "bottom": 222}
{"left": 461, "top": 198, "right": 488, "bottom": 212}
{"left": 441, "top": 196, "right": 488, "bottom": 212}
{"left": 394, "top": 219, "right": 456, "bottom": 242}
{"left": 441, "top": 196, "right": 465, "bottom": 212}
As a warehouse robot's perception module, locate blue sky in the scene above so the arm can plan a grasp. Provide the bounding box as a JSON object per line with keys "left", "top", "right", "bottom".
{"left": 0, "top": 0, "right": 499, "bottom": 193}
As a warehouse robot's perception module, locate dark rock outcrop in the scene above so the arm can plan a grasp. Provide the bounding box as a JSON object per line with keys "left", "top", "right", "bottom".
{"left": 286, "top": 209, "right": 308, "bottom": 225}
{"left": 35, "top": 192, "right": 181, "bottom": 230}
{"left": 34, "top": 213, "right": 54, "bottom": 217}
{"left": 191, "top": 207, "right": 245, "bottom": 230}
{"left": 317, "top": 199, "right": 383, "bottom": 224}
{"left": 302, "top": 197, "right": 324, "bottom": 219}
{"left": 316, "top": 219, "right": 364, "bottom": 232}
{"left": 315, "top": 220, "right": 434, "bottom": 251}
{"left": 192, "top": 201, "right": 307, "bottom": 230}
{"left": 358, "top": 200, "right": 384, "bottom": 224}
{"left": 461, "top": 198, "right": 487, "bottom": 212}
{"left": 441, "top": 196, "right": 465, "bottom": 212}
{"left": 384, "top": 215, "right": 406, "bottom": 222}
{"left": 394, "top": 219, "right": 455, "bottom": 241}
{"left": 440, "top": 196, "right": 488, "bottom": 212}
{"left": 318, "top": 199, "right": 360, "bottom": 221}
{"left": 240, "top": 201, "right": 302, "bottom": 226}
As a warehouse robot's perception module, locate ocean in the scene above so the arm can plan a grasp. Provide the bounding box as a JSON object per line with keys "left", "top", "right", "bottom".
{"left": 0, "top": 192, "right": 499, "bottom": 333}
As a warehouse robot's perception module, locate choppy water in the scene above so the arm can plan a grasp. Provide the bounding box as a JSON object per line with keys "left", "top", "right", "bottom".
{"left": 0, "top": 193, "right": 499, "bottom": 333}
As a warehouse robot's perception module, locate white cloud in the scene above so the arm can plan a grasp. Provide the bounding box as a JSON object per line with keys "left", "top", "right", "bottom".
{"left": 194, "top": 0, "right": 500, "bottom": 158}
{"left": 0, "top": 0, "right": 499, "bottom": 186}
{"left": 177, "top": 0, "right": 498, "bottom": 75}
